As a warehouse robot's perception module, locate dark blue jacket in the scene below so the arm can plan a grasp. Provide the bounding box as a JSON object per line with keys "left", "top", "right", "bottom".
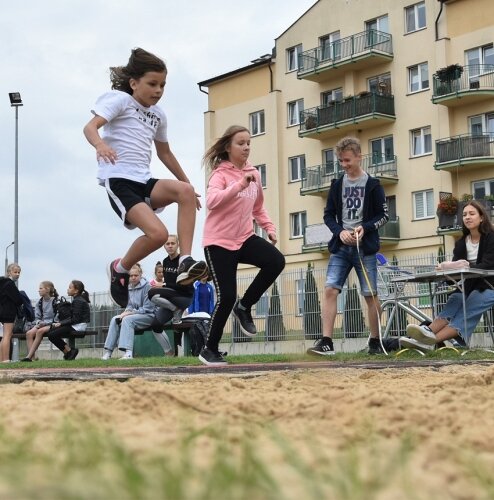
{"left": 324, "top": 175, "right": 389, "bottom": 255}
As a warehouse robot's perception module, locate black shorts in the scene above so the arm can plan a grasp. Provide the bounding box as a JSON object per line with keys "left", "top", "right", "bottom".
{"left": 105, "top": 178, "right": 162, "bottom": 229}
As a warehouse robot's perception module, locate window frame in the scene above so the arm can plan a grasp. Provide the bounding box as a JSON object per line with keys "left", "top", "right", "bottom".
{"left": 405, "top": 2, "right": 426, "bottom": 34}
{"left": 321, "top": 87, "right": 343, "bottom": 106}
{"left": 254, "top": 164, "right": 267, "bottom": 188}
{"left": 287, "top": 99, "right": 304, "bottom": 127}
{"left": 290, "top": 211, "right": 307, "bottom": 238}
{"left": 286, "top": 44, "right": 302, "bottom": 72}
{"left": 408, "top": 62, "right": 429, "bottom": 93}
{"left": 413, "top": 189, "right": 434, "bottom": 220}
{"left": 410, "top": 126, "right": 432, "bottom": 157}
{"left": 289, "top": 155, "right": 306, "bottom": 182}
{"left": 249, "top": 110, "right": 265, "bottom": 136}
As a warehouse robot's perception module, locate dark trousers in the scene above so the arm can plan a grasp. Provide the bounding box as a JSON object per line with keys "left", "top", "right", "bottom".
{"left": 48, "top": 324, "right": 75, "bottom": 352}
{"left": 204, "top": 235, "right": 285, "bottom": 351}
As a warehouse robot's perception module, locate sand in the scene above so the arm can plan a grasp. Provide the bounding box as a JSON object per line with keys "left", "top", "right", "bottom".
{"left": 1, "top": 363, "right": 494, "bottom": 498}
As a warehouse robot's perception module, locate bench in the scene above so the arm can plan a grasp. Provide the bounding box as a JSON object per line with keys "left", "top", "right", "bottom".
{"left": 11, "top": 330, "right": 98, "bottom": 361}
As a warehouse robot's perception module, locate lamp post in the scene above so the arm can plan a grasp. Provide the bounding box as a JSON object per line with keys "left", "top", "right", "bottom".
{"left": 9, "top": 92, "right": 23, "bottom": 264}
{"left": 4, "top": 241, "right": 14, "bottom": 275}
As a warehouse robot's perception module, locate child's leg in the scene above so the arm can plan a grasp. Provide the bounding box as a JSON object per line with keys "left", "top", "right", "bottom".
{"left": 0, "top": 323, "right": 14, "bottom": 361}
{"left": 121, "top": 202, "right": 169, "bottom": 269}
{"left": 26, "top": 326, "right": 50, "bottom": 360}
{"left": 149, "top": 179, "right": 197, "bottom": 255}
{"left": 25, "top": 327, "right": 36, "bottom": 351}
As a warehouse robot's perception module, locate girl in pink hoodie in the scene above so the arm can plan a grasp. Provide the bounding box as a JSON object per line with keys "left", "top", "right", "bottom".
{"left": 199, "top": 125, "right": 285, "bottom": 366}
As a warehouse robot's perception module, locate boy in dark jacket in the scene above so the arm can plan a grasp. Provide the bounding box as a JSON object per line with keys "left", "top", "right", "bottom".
{"left": 307, "top": 137, "right": 388, "bottom": 356}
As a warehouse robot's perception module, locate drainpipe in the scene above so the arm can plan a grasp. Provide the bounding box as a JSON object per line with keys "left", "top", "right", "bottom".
{"left": 435, "top": 0, "right": 446, "bottom": 41}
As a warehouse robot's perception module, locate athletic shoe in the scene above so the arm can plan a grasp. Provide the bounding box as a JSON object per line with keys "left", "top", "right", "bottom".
{"left": 232, "top": 300, "right": 257, "bottom": 337}
{"left": 21, "top": 357, "right": 32, "bottom": 362}
{"left": 406, "top": 324, "right": 437, "bottom": 345}
{"left": 101, "top": 350, "right": 112, "bottom": 361}
{"left": 399, "top": 336, "right": 434, "bottom": 353}
{"left": 198, "top": 347, "right": 228, "bottom": 366}
{"left": 176, "top": 258, "right": 208, "bottom": 286}
{"left": 108, "top": 259, "right": 130, "bottom": 308}
{"left": 368, "top": 337, "right": 383, "bottom": 355}
{"left": 172, "top": 309, "right": 183, "bottom": 325}
{"left": 119, "top": 351, "right": 133, "bottom": 360}
{"left": 307, "top": 337, "right": 335, "bottom": 356}
{"left": 65, "top": 348, "right": 79, "bottom": 361}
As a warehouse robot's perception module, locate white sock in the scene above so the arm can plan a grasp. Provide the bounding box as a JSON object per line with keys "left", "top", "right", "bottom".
{"left": 179, "top": 255, "right": 191, "bottom": 265}
{"left": 115, "top": 261, "right": 130, "bottom": 274}
{"left": 125, "top": 349, "right": 133, "bottom": 356}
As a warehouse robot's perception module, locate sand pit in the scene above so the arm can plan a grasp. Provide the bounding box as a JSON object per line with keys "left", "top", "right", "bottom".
{"left": 1, "top": 363, "right": 494, "bottom": 498}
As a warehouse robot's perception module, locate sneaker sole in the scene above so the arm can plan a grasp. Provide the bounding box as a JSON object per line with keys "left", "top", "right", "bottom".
{"left": 176, "top": 261, "right": 208, "bottom": 286}
{"left": 399, "top": 337, "right": 433, "bottom": 353}
{"left": 198, "top": 353, "right": 228, "bottom": 366}
{"left": 107, "top": 260, "right": 129, "bottom": 308}
{"left": 232, "top": 309, "right": 257, "bottom": 337}
{"left": 406, "top": 324, "right": 437, "bottom": 345}
{"left": 306, "top": 348, "right": 335, "bottom": 356}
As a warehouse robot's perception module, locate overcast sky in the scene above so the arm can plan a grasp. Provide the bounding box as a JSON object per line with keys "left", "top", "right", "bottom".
{"left": 0, "top": 0, "right": 316, "bottom": 301}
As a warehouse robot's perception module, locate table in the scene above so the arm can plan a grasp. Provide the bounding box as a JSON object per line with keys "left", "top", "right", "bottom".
{"left": 391, "top": 268, "right": 494, "bottom": 346}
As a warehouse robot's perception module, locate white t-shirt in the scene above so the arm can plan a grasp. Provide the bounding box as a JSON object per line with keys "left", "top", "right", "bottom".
{"left": 92, "top": 90, "right": 168, "bottom": 185}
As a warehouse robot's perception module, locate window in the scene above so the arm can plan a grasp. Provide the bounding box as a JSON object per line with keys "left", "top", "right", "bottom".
{"left": 408, "top": 62, "right": 429, "bottom": 92}
{"left": 405, "top": 2, "right": 426, "bottom": 33}
{"left": 319, "top": 31, "right": 340, "bottom": 61}
{"left": 473, "top": 178, "right": 494, "bottom": 199}
{"left": 249, "top": 110, "right": 265, "bottom": 136}
{"left": 368, "top": 73, "right": 392, "bottom": 95}
{"left": 386, "top": 196, "right": 397, "bottom": 219}
{"left": 321, "top": 88, "right": 343, "bottom": 106}
{"left": 322, "top": 148, "right": 337, "bottom": 176}
{"left": 411, "top": 126, "right": 432, "bottom": 156}
{"left": 466, "top": 44, "right": 494, "bottom": 82}
{"left": 295, "top": 279, "right": 305, "bottom": 315}
{"left": 287, "top": 44, "right": 302, "bottom": 72}
{"left": 253, "top": 221, "right": 267, "bottom": 239}
{"left": 469, "top": 113, "right": 494, "bottom": 138}
{"left": 290, "top": 211, "right": 307, "bottom": 238}
{"left": 254, "top": 164, "right": 266, "bottom": 188}
{"left": 413, "top": 190, "right": 434, "bottom": 219}
{"left": 366, "top": 15, "right": 389, "bottom": 46}
{"left": 370, "top": 136, "right": 394, "bottom": 164}
{"left": 287, "top": 99, "right": 304, "bottom": 126}
{"left": 289, "top": 155, "right": 306, "bottom": 182}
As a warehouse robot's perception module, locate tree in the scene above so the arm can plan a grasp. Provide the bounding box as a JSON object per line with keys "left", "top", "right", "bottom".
{"left": 303, "top": 262, "right": 322, "bottom": 339}
{"left": 266, "top": 281, "right": 286, "bottom": 341}
{"left": 343, "top": 283, "right": 365, "bottom": 338}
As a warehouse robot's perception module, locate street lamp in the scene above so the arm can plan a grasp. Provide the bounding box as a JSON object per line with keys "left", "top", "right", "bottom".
{"left": 4, "top": 241, "right": 14, "bottom": 275}
{"left": 9, "top": 92, "right": 23, "bottom": 264}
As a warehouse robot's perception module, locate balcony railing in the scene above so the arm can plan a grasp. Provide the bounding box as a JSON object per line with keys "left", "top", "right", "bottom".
{"left": 434, "top": 133, "right": 494, "bottom": 169}
{"left": 301, "top": 154, "right": 398, "bottom": 195}
{"left": 299, "top": 93, "right": 395, "bottom": 137}
{"left": 298, "top": 30, "right": 393, "bottom": 79}
{"left": 379, "top": 217, "right": 400, "bottom": 240}
{"left": 432, "top": 64, "right": 494, "bottom": 103}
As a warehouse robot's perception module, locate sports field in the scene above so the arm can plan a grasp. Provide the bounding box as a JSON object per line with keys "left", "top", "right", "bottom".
{"left": 1, "top": 362, "right": 494, "bottom": 499}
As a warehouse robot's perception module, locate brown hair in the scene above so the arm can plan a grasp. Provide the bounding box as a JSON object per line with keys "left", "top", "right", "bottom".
{"left": 203, "top": 125, "right": 250, "bottom": 171}
{"left": 110, "top": 48, "right": 167, "bottom": 95}
{"left": 40, "top": 281, "right": 59, "bottom": 299}
{"left": 71, "top": 280, "right": 90, "bottom": 303}
{"left": 335, "top": 136, "right": 361, "bottom": 156}
{"left": 461, "top": 200, "right": 494, "bottom": 237}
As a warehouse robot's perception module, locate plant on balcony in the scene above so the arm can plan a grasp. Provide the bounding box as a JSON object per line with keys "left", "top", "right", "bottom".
{"left": 461, "top": 193, "right": 473, "bottom": 202}
{"left": 437, "top": 194, "right": 459, "bottom": 215}
{"left": 436, "top": 64, "right": 463, "bottom": 83}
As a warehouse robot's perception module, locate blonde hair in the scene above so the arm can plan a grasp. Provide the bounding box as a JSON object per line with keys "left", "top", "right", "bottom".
{"left": 335, "top": 136, "right": 361, "bottom": 156}
{"left": 40, "top": 281, "right": 59, "bottom": 299}
{"left": 6, "top": 263, "right": 20, "bottom": 276}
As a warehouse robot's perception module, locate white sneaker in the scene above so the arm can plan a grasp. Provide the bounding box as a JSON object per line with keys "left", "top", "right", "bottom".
{"left": 399, "top": 336, "right": 434, "bottom": 353}
{"left": 406, "top": 324, "right": 437, "bottom": 345}
{"left": 172, "top": 309, "right": 183, "bottom": 325}
{"left": 119, "top": 351, "right": 133, "bottom": 360}
{"left": 101, "top": 350, "right": 112, "bottom": 361}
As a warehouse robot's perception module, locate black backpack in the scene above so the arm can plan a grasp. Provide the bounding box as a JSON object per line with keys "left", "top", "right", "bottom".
{"left": 188, "top": 320, "right": 209, "bottom": 356}
{"left": 56, "top": 297, "right": 72, "bottom": 321}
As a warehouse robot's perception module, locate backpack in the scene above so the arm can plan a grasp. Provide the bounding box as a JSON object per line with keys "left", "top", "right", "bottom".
{"left": 188, "top": 320, "right": 209, "bottom": 356}
{"left": 56, "top": 297, "right": 72, "bottom": 321}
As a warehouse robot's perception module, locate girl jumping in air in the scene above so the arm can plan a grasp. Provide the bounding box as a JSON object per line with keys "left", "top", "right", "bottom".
{"left": 83, "top": 47, "right": 207, "bottom": 308}
{"left": 199, "top": 125, "right": 285, "bottom": 366}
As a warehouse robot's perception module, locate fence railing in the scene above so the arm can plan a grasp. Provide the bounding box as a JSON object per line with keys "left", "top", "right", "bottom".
{"left": 433, "top": 64, "right": 494, "bottom": 97}
{"left": 435, "top": 133, "right": 494, "bottom": 164}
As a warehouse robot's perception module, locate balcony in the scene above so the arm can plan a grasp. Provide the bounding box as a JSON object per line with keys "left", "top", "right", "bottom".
{"left": 434, "top": 134, "right": 494, "bottom": 171}
{"left": 298, "top": 30, "right": 393, "bottom": 83}
{"left": 437, "top": 199, "right": 494, "bottom": 236}
{"left": 299, "top": 93, "right": 395, "bottom": 140}
{"left": 432, "top": 64, "right": 494, "bottom": 107}
{"left": 302, "top": 218, "right": 400, "bottom": 253}
{"left": 300, "top": 154, "right": 398, "bottom": 197}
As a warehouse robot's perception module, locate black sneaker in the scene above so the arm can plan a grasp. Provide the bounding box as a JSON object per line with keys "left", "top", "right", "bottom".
{"left": 232, "top": 300, "right": 257, "bottom": 337}
{"left": 21, "top": 357, "right": 32, "bottom": 362}
{"left": 65, "top": 348, "right": 79, "bottom": 361}
{"left": 176, "top": 258, "right": 208, "bottom": 286}
{"left": 307, "top": 337, "right": 335, "bottom": 356}
{"left": 108, "top": 259, "right": 130, "bottom": 308}
{"left": 368, "top": 337, "right": 383, "bottom": 355}
{"left": 198, "top": 347, "right": 228, "bottom": 366}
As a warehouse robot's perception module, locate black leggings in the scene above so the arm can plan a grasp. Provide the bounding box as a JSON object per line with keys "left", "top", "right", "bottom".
{"left": 204, "top": 235, "right": 285, "bottom": 351}
{"left": 48, "top": 325, "right": 75, "bottom": 352}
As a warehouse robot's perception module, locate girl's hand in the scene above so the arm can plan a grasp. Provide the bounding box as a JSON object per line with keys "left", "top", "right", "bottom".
{"left": 96, "top": 142, "right": 118, "bottom": 164}
{"left": 268, "top": 232, "right": 278, "bottom": 245}
{"left": 244, "top": 173, "right": 255, "bottom": 184}
{"left": 195, "top": 191, "right": 202, "bottom": 210}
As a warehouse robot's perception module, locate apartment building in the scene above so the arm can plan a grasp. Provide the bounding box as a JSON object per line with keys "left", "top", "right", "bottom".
{"left": 198, "top": 0, "right": 494, "bottom": 281}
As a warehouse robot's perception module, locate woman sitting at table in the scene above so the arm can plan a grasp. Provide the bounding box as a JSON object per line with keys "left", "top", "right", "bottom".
{"left": 402, "top": 200, "right": 494, "bottom": 352}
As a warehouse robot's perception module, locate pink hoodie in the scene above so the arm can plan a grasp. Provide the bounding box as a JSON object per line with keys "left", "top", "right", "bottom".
{"left": 203, "top": 161, "right": 276, "bottom": 250}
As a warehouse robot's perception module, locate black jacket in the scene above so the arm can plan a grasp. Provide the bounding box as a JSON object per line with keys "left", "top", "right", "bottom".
{"left": 324, "top": 175, "right": 389, "bottom": 255}
{"left": 0, "top": 277, "right": 23, "bottom": 321}
{"left": 452, "top": 230, "right": 494, "bottom": 295}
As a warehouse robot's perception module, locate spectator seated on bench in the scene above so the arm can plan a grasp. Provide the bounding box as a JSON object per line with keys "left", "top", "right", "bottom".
{"left": 148, "top": 286, "right": 193, "bottom": 356}
{"left": 102, "top": 265, "right": 155, "bottom": 361}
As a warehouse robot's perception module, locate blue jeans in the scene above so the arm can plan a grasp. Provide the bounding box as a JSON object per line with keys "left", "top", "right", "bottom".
{"left": 437, "top": 289, "right": 494, "bottom": 344}
{"left": 104, "top": 313, "right": 155, "bottom": 352}
{"left": 325, "top": 245, "right": 377, "bottom": 296}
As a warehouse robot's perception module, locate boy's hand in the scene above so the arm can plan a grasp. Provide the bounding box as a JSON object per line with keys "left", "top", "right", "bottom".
{"left": 268, "top": 232, "right": 278, "bottom": 245}
{"left": 339, "top": 229, "right": 357, "bottom": 246}
{"left": 96, "top": 142, "right": 118, "bottom": 164}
